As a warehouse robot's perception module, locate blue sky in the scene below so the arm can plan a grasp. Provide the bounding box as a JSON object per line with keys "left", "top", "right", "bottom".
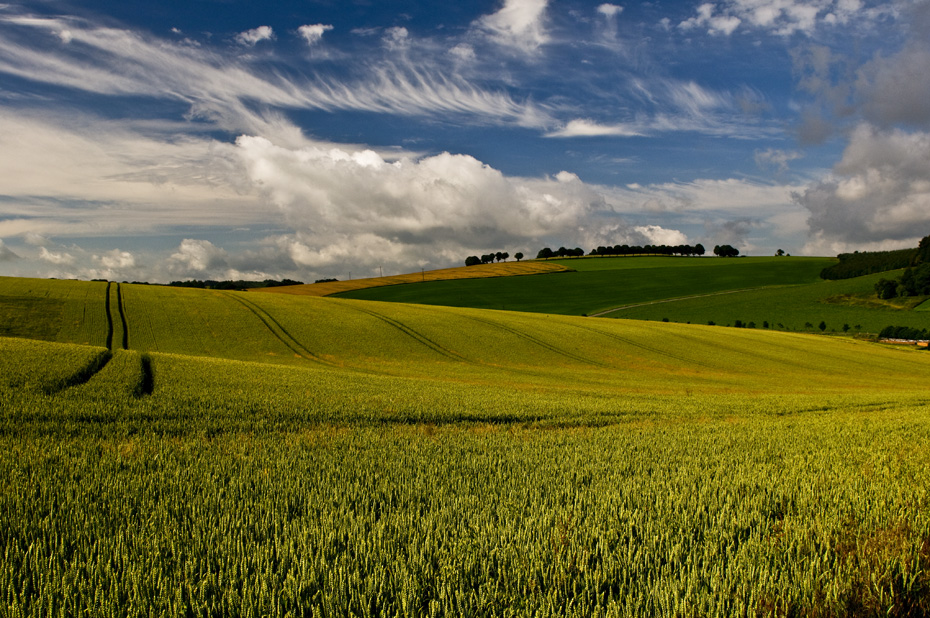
{"left": 0, "top": 0, "right": 928, "bottom": 282}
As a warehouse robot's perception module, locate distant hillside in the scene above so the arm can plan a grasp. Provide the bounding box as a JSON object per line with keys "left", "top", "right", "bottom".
{"left": 334, "top": 256, "right": 833, "bottom": 317}
{"left": 820, "top": 248, "right": 917, "bottom": 280}
{"left": 257, "top": 261, "right": 571, "bottom": 297}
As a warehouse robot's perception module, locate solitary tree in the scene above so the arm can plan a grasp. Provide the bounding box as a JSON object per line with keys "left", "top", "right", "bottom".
{"left": 818, "top": 321, "right": 827, "bottom": 332}
{"left": 465, "top": 255, "right": 481, "bottom": 267}
{"left": 515, "top": 252, "right": 524, "bottom": 261}
{"left": 776, "top": 249, "right": 785, "bottom": 256}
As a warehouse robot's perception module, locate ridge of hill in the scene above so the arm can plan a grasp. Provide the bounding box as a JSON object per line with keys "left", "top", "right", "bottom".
{"left": 255, "top": 260, "right": 571, "bottom": 297}
{"left": 1, "top": 275, "right": 928, "bottom": 400}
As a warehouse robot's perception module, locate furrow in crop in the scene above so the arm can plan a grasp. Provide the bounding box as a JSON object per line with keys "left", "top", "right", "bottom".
{"left": 570, "top": 322, "right": 712, "bottom": 369}
{"left": 42, "top": 349, "right": 113, "bottom": 394}
{"left": 346, "top": 305, "right": 470, "bottom": 362}
{"left": 467, "top": 316, "right": 605, "bottom": 367}
{"left": 116, "top": 283, "right": 129, "bottom": 350}
{"left": 136, "top": 353, "right": 154, "bottom": 397}
{"left": 104, "top": 282, "right": 114, "bottom": 351}
{"left": 223, "top": 293, "right": 328, "bottom": 364}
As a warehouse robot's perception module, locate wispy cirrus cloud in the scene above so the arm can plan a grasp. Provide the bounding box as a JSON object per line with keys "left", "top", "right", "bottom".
{"left": 545, "top": 119, "right": 643, "bottom": 138}
{"left": 549, "top": 78, "right": 775, "bottom": 139}
{"left": 0, "top": 13, "right": 553, "bottom": 133}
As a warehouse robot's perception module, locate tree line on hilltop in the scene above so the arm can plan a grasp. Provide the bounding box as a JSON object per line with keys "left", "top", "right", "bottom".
{"left": 464, "top": 251, "right": 525, "bottom": 266}
{"left": 168, "top": 279, "right": 303, "bottom": 290}
{"left": 538, "top": 243, "right": 720, "bottom": 259}
{"left": 588, "top": 243, "right": 709, "bottom": 257}
{"left": 820, "top": 247, "right": 918, "bottom": 280}
{"left": 464, "top": 243, "right": 746, "bottom": 265}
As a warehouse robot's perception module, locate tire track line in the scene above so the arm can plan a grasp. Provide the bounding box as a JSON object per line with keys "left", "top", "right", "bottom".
{"left": 467, "top": 315, "right": 606, "bottom": 367}
{"left": 104, "top": 282, "right": 114, "bottom": 351}
{"left": 588, "top": 286, "right": 789, "bottom": 317}
{"left": 567, "top": 322, "right": 713, "bottom": 369}
{"left": 346, "top": 304, "right": 470, "bottom": 362}
{"left": 116, "top": 283, "right": 129, "bottom": 350}
{"left": 224, "top": 293, "right": 330, "bottom": 364}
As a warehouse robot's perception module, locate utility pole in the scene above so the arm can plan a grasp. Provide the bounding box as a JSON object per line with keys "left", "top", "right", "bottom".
{"left": 379, "top": 265, "right": 383, "bottom": 278}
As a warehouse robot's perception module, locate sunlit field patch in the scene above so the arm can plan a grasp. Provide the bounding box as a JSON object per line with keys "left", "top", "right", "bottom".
{"left": 2, "top": 274, "right": 930, "bottom": 616}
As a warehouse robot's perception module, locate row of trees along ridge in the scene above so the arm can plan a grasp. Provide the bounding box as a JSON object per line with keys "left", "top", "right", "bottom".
{"left": 536, "top": 243, "right": 721, "bottom": 259}
{"left": 465, "top": 251, "right": 524, "bottom": 266}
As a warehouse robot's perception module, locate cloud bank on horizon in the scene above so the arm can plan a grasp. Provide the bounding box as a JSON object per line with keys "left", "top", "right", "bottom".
{"left": 0, "top": 0, "right": 927, "bottom": 282}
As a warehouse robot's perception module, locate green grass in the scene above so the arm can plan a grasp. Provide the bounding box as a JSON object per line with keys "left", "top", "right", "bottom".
{"left": 606, "top": 269, "right": 930, "bottom": 334}
{"left": 3, "top": 275, "right": 930, "bottom": 616}
{"left": 333, "top": 256, "right": 834, "bottom": 316}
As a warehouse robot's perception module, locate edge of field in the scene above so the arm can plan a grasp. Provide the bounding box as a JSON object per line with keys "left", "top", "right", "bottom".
{"left": 254, "top": 261, "right": 573, "bottom": 297}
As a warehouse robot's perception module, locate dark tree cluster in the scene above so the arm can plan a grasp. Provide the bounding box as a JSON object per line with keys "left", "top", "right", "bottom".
{"left": 875, "top": 264, "right": 930, "bottom": 299}
{"left": 872, "top": 235, "right": 930, "bottom": 299}
{"left": 168, "top": 279, "right": 303, "bottom": 290}
{"left": 820, "top": 247, "right": 918, "bottom": 280}
{"left": 536, "top": 247, "right": 584, "bottom": 259}
{"left": 464, "top": 251, "right": 517, "bottom": 266}
{"left": 314, "top": 278, "right": 339, "bottom": 284}
{"left": 713, "top": 244, "right": 740, "bottom": 257}
{"left": 588, "top": 244, "right": 705, "bottom": 257}
{"left": 879, "top": 325, "right": 930, "bottom": 341}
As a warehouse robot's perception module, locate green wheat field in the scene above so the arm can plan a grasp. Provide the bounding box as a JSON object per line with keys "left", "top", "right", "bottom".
{"left": 1, "top": 261, "right": 929, "bottom": 617}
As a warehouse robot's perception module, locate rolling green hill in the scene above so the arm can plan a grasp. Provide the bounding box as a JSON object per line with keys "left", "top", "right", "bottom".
{"left": 1, "top": 274, "right": 928, "bottom": 415}
{"left": 603, "top": 268, "right": 930, "bottom": 333}
{"left": 333, "top": 256, "right": 834, "bottom": 315}
{"left": 331, "top": 256, "right": 930, "bottom": 335}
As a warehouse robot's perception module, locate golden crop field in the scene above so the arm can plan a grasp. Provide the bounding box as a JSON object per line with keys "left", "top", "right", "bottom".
{"left": 2, "top": 275, "right": 930, "bottom": 616}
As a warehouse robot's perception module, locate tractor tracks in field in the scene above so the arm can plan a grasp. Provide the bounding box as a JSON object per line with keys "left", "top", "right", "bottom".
{"left": 105, "top": 282, "right": 115, "bottom": 351}
{"left": 345, "top": 304, "right": 471, "bottom": 362}
{"left": 467, "top": 315, "right": 607, "bottom": 367}
{"left": 588, "top": 286, "right": 781, "bottom": 318}
{"left": 224, "top": 292, "right": 332, "bottom": 365}
{"left": 104, "top": 282, "right": 130, "bottom": 351}
{"left": 568, "top": 322, "right": 714, "bottom": 369}
{"left": 53, "top": 282, "right": 154, "bottom": 396}
{"left": 116, "top": 283, "right": 129, "bottom": 350}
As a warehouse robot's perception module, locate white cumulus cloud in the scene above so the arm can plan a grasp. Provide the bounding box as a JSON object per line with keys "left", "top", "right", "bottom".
{"left": 39, "top": 246, "right": 74, "bottom": 265}
{"left": 796, "top": 123, "right": 930, "bottom": 250}
{"left": 235, "top": 25, "right": 274, "bottom": 46}
{"left": 475, "top": 0, "right": 549, "bottom": 55}
{"left": 679, "top": 4, "right": 741, "bottom": 36}
{"left": 97, "top": 249, "right": 135, "bottom": 269}
{"left": 169, "top": 239, "right": 229, "bottom": 273}
{"left": 297, "top": 24, "right": 333, "bottom": 46}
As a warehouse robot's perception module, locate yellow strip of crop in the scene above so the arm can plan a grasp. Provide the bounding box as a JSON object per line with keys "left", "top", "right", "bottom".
{"left": 255, "top": 261, "right": 572, "bottom": 297}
